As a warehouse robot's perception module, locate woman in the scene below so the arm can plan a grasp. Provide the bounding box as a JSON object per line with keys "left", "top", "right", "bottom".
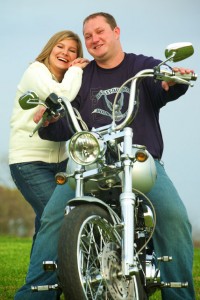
{"left": 9, "top": 30, "right": 89, "bottom": 243}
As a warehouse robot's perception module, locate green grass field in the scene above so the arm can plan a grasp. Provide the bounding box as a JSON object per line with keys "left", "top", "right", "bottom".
{"left": 0, "top": 236, "right": 199, "bottom": 300}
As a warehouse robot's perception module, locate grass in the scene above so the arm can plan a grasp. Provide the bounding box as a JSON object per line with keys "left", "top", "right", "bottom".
{"left": 0, "top": 236, "right": 31, "bottom": 300}
{"left": 0, "top": 236, "right": 199, "bottom": 300}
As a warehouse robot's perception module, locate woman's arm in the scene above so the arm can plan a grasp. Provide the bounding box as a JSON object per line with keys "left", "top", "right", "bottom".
{"left": 18, "top": 61, "right": 83, "bottom": 101}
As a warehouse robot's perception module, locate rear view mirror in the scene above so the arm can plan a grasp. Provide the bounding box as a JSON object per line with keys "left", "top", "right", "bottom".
{"left": 165, "top": 42, "right": 194, "bottom": 62}
{"left": 19, "top": 91, "right": 39, "bottom": 110}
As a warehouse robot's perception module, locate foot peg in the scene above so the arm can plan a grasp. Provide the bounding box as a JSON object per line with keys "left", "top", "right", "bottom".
{"left": 157, "top": 256, "right": 172, "bottom": 262}
{"left": 161, "top": 281, "right": 188, "bottom": 288}
{"left": 31, "top": 284, "right": 59, "bottom": 292}
{"left": 31, "top": 261, "right": 58, "bottom": 292}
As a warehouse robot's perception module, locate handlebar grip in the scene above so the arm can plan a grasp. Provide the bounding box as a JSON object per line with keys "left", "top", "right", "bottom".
{"left": 173, "top": 71, "right": 197, "bottom": 81}
{"left": 155, "top": 65, "right": 198, "bottom": 84}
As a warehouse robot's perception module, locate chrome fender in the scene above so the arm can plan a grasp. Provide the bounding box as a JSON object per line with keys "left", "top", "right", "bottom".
{"left": 66, "top": 196, "right": 120, "bottom": 225}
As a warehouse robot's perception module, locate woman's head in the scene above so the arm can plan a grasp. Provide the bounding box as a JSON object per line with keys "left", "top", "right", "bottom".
{"left": 36, "top": 30, "right": 83, "bottom": 63}
{"left": 35, "top": 30, "right": 83, "bottom": 81}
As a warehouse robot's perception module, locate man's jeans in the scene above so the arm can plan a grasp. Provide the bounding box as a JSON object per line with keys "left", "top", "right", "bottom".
{"left": 10, "top": 160, "right": 67, "bottom": 235}
{"left": 14, "top": 160, "right": 196, "bottom": 300}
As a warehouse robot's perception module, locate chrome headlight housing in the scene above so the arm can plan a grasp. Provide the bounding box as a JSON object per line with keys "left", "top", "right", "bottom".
{"left": 69, "top": 131, "right": 106, "bottom": 165}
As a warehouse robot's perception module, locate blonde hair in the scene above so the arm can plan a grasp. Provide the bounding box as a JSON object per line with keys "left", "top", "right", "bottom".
{"left": 35, "top": 30, "right": 83, "bottom": 68}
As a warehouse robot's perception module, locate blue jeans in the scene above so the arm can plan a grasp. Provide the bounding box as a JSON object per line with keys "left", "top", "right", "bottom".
{"left": 14, "top": 160, "right": 195, "bottom": 300}
{"left": 10, "top": 160, "right": 67, "bottom": 236}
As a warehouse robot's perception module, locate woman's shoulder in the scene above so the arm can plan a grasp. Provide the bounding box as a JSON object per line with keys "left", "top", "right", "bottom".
{"left": 21, "top": 61, "right": 50, "bottom": 79}
{"left": 28, "top": 61, "right": 48, "bottom": 71}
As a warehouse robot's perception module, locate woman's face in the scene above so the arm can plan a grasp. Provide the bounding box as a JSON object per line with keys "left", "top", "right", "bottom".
{"left": 49, "top": 38, "right": 78, "bottom": 80}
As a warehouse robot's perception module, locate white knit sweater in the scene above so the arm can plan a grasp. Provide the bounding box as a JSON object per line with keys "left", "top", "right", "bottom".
{"left": 9, "top": 61, "right": 83, "bottom": 164}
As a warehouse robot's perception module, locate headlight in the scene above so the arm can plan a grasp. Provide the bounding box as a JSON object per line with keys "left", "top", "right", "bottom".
{"left": 69, "top": 131, "right": 106, "bottom": 165}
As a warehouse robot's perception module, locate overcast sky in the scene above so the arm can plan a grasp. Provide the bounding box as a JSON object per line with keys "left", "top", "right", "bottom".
{"left": 1, "top": 0, "right": 200, "bottom": 235}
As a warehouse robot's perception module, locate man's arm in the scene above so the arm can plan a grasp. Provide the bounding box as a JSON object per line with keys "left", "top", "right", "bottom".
{"left": 38, "top": 118, "right": 70, "bottom": 141}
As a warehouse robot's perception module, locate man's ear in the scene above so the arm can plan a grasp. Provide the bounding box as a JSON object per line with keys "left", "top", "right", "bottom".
{"left": 114, "top": 26, "right": 120, "bottom": 39}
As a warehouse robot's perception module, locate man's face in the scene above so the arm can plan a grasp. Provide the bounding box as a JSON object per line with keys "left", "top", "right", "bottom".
{"left": 83, "top": 16, "right": 120, "bottom": 61}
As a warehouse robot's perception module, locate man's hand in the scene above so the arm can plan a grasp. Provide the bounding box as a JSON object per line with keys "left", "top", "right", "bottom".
{"left": 162, "top": 67, "right": 194, "bottom": 91}
{"left": 33, "top": 106, "right": 46, "bottom": 123}
{"left": 33, "top": 107, "right": 59, "bottom": 127}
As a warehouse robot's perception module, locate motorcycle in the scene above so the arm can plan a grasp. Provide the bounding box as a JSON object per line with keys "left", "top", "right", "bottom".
{"left": 19, "top": 42, "right": 197, "bottom": 300}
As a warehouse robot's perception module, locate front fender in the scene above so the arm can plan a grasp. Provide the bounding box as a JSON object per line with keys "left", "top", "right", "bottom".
{"left": 66, "top": 196, "right": 120, "bottom": 225}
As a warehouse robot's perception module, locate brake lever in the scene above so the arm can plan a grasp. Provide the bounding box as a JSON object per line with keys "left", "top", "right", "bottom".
{"left": 29, "top": 93, "right": 66, "bottom": 137}
{"left": 154, "top": 65, "right": 197, "bottom": 87}
{"left": 29, "top": 108, "right": 59, "bottom": 137}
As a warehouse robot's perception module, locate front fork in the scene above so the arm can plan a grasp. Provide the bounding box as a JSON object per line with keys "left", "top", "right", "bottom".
{"left": 119, "top": 127, "right": 137, "bottom": 276}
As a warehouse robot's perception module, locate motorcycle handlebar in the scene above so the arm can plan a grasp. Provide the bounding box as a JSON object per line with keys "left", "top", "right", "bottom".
{"left": 154, "top": 65, "right": 197, "bottom": 86}
{"left": 19, "top": 61, "right": 198, "bottom": 137}
{"left": 113, "top": 66, "right": 197, "bottom": 131}
{"left": 173, "top": 71, "right": 197, "bottom": 82}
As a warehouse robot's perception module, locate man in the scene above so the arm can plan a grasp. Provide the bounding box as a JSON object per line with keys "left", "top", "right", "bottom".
{"left": 15, "top": 12, "right": 195, "bottom": 300}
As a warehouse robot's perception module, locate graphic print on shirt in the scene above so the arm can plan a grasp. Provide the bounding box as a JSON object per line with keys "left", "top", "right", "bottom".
{"left": 91, "top": 86, "right": 130, "bottom": 123}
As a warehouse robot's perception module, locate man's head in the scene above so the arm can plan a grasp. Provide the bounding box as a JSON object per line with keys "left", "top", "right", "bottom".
{"left": 83, "top": 12, "right": 124, "bottom": 68}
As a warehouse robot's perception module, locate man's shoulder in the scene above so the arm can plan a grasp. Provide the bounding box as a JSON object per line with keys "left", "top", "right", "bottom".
{"left": 125, "top": 52, "right": 162, "bottom": 69}
{"left": 84, "top": 59, "right": 96, "bottom": 69}
{"left": 125, "top": 52, "right": 153, "bottom": 62}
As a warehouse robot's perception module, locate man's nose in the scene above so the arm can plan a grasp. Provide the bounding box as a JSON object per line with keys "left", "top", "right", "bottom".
{"left": 91, "top": 34, "right": 99, "bottom": 43}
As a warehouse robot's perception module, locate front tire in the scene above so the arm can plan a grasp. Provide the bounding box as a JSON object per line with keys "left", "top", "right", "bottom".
{"left": 58, "top": 204, "right": 147, "bottom": 300}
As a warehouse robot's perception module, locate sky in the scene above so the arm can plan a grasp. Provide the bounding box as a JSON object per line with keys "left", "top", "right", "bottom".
{"left": 0, "top": 0, "right": 200, "bottom": 236}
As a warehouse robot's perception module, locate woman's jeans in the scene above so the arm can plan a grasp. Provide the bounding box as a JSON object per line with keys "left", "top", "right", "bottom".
{"left": 14, "top": 160, "right": 195, "bottom": 300}
{"left": 10, "top": 160, "right": 67, "bottom": 236}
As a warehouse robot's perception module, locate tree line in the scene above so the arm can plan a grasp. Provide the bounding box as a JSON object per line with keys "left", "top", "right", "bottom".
{"left": 0, "top": 185, "right": 35, "bottom": 237}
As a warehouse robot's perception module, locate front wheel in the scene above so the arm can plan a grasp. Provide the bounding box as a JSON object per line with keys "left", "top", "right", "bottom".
{"left": 58, "top": 204, "right": 147, "bottom": 300}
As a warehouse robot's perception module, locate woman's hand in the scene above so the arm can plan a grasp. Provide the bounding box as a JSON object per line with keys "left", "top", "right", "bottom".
{"left": 70, "top": 57, "right": 90, "bottom": 69}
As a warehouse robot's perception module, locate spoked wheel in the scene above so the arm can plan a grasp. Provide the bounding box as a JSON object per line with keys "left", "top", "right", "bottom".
{"left": 58, "top": 204, "right": 146, "bottom": 300}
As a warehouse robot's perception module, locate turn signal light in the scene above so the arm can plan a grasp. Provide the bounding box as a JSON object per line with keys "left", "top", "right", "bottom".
{"left": 55, "top": 172, "right": 67, "bottom": 185}
{"left": 135, "top": 150, "right": 148, "bottom": 162}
